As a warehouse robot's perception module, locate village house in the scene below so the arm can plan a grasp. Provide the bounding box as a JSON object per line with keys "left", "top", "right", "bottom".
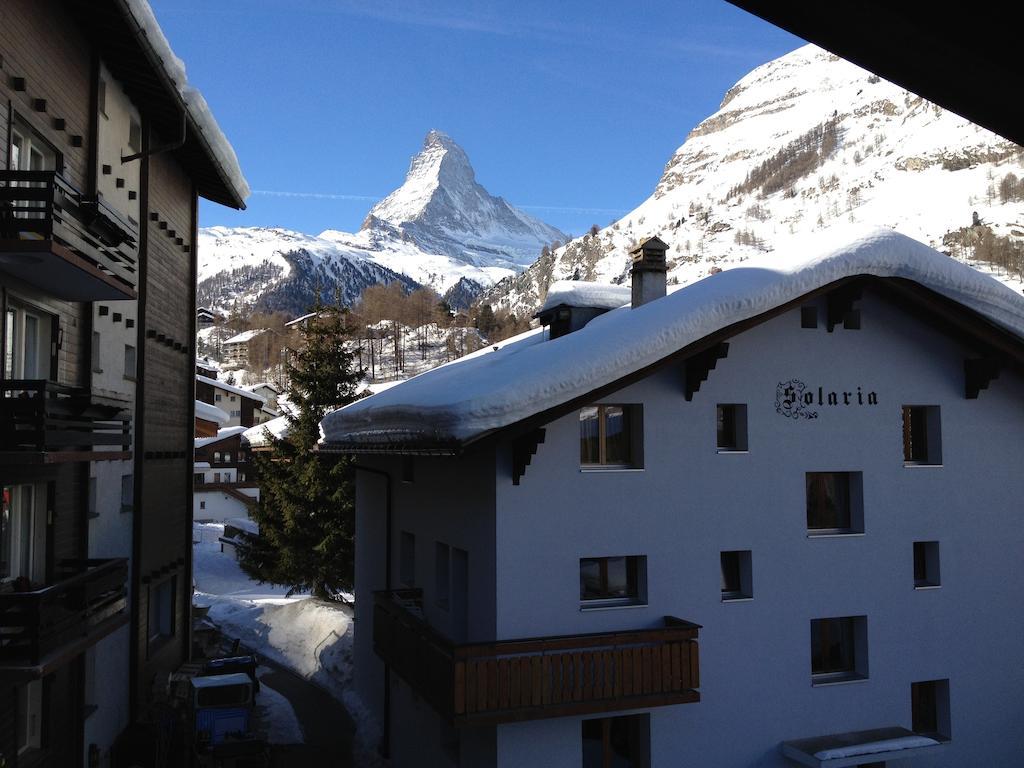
{"left": 0, "top": 0, "right": 246, "bottom": 764}
{"left": 195, "top": 374, "right": 266, "bottom": 428}
{"left": 322, "top": 230, "right": 1024, "bottom": 767}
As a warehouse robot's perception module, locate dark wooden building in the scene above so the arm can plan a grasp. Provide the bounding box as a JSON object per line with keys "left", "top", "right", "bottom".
{"left": 0, "top": 1, "right": 246, "bottom": 764}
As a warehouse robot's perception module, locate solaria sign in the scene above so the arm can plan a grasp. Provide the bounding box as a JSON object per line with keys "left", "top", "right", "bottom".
{"left": 776, "top": 379, "right": 879, "bottom": 420}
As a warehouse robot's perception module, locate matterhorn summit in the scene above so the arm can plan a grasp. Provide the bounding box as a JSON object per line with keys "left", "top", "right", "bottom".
{"left": 198, "top": 131, "right": 566, "bottom": 314}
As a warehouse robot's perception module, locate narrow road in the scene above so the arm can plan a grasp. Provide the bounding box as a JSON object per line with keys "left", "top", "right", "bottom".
{"left": 257, "top": 655, "right": 356, "bottom": 768}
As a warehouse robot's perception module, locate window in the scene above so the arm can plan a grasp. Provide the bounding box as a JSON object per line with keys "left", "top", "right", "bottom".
{"left": 121, "top": 474, "right": 133, "bottom": 514}
{"left": 16, "top": 680, "right": 42, "bottom": 755}
{"left": 92, "top": 331, "right": 102, "bottom": 372}
{"left": 213, "top": 472, "right": 221, "bottom": 483}
{"left": 582, "top": 714, "right": 650, "bottom": 768}
{"left": 911, "top": 679, "right": 950, "bottom": 737}
{"left": 193, "top": 473, "right": 205, "bottom": 485}
{"left": 435, "top": 542, "right": 450, "bottom": 610}
{"left": 580, "top": 556, "right": 646, "bottom": 607}
{"left": 902, "top": 406, "right": 941, "bottom": 465}
{"left": 720, "top": 550, "right": 752, "bottom": 600}
{"left": 199, "top": 501, "right": 206, "bottom": 510}
{"left": 215, "top": 394, "right": 222, "bottom": 402}
{"left": 913, "top": 541, "right": 940, "bottom": 588}
{"left": 580, "top": 405, "right": 642, "bottom": 467}
{"left": 810, "top": 616, "right": 868, "bottom": 683}
{"left": 230, "top": 395, "right": 237, "bottom": 402}
{"left": 88, "top": 477, "right": 98, "bottom": 519}
{"left": 10, "top": 115, "right": 58, "bottom": 173}
{"left": 801, "top": 306, "right": 818, "bottom": 329}
{"left": 128, "top": 117, "right": 142, "bottom": 152}
{"left": 716, "top": 404, "right": 748, "bottom": 451}
{"left": 148, "top": 576, "right": 176, "bottom": 647}
{"left": 223, "top": 453, "right": 232, "bottom": 464}
{"left": 806, "top": 472, "right": 863, "bottom": 534}
{"left": 124, "top": 345, "right": 136, "bottom": 380}
{"left": 400, "top": 531, "right": 415, "bottom": 587}
{"left": 213, "top": 452, "right": 221, "bottom": 463}
{"left": 1, "top": 485, "right": 39, "bottom": 582}
{"left": 230, "top": 410, "right": 241, "bottom": 418}
{"left": 4, "top": 302, "right": 53, "bottom": 380}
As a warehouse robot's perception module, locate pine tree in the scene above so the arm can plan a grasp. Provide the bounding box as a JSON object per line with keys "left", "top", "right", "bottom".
{"left": 240, "top": 293, "right": 362, "bottom": 600}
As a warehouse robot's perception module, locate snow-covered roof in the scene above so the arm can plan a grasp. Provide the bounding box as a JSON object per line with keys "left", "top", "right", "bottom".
{"left": 540, "top": 280, "right": 631, "bottom": 313}
{"left": 121, "top": 0, "right": 250, "bottom": 207}
{"left": 194, "top": 461, "right": 211, "bottom": 470}
{"left": 197, "top": 356, "right": 221, "bottom": 372}
{"left": 248, "top": 381, "right": 282, "bottom": 394}
{"left": 195, "top": 425, "right": 249, "bottom": 449}
{"left": 321, "top": 228, "right": 1024, "bottom": 449}
{"left": 195, "top": 400, "right": 229, "bottom": 425}
{"left": 242, "top": 415, "right": 290, "bottom": 448}
{"left": 224, "top": 329, "right": 267, "bottom": 345}
{"left": 196, "top": 375, "right": 267, "bottom": 404}
{"left": 285, "top": 311, "right": 318, "bottom": 327}
{"left": 225, "top": 517, "right": 259, "bottom": 535}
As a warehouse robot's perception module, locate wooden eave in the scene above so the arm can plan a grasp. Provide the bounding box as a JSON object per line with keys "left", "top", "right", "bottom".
{"left": 326, "top": 275, "right": 1024, "bottom": 455}
{"left": 63, "top": 0, "right": 245, "bottom": 209}
{"left": 726, "top": 2, "right": 1023, "bottom": 147}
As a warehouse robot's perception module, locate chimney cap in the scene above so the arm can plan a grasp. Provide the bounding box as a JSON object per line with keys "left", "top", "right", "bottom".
{"left": 630, "top": 236, "right": 669, "bottom": 260}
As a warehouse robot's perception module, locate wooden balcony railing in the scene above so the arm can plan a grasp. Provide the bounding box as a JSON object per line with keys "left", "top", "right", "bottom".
{"left": 0, "top": 170, "right": 138, "bottom": 294}
{"left": 374, "top": 589, "right": 700, "bottom": 726}
{"left": 0, "top": 558, "right": 129, "bottom": 671}
{"left": 0, "top": 380, "right": 131, "bottom": 459}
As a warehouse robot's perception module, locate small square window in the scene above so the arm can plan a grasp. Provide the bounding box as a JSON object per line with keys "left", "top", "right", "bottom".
{"left": 400, "top": 531, "right": 415, "bottom": 587}
{"left": 913, "top": 541, "right": 940, "bottom": 588}
{"left": 580, "top": 405, "right": 643, "bottom": 468}
{"left": 902, "top": 406, "right": 941, "bottom": 465}
{"left": 811, "top": 615, "right": 868, "bottom": 683}
{"left": 716, "top": 404, "right": 748, "bottom": 451}
{"left": 580, "top": 555, "right": 647, "bottom": 607}
{"left": 720, "top": 550, "right": 752, "bottom": 600}
{"left": 583, "top": 714, "right": 650, "bottom": 768}
{"left": 215, "top": 394, "right": 222, "bottom": 402}
{"left": 912, "top": 679, "right": 950, "bottom": 738}
{"left": 806, "top": 472, "right": 864, "bottom": 534}
{"left": 801, "top": 306, "right": 818, "bottom": 329}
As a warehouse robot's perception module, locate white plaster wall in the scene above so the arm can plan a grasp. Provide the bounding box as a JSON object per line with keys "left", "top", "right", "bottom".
{"left": 83, "top": 626, "right": 130, "bottom": 766}
{"left": 193, "top": 490, "right": 255, "bottom": 522}
{"left": 354, "top": 452, "right": 497, "bottom": 767}
{"left": 490, "top": 292, "right": 1024, "bottom": 767}
{"left": 96, "top": 63, "right": 141, "bottom": 225}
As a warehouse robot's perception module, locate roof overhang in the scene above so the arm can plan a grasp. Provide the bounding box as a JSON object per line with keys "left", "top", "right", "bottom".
{"left": 64, "top": 0, "right": 246, "bottom": 209}
{"left": 726, "top": 2, "right": 1023, "bottom": 147}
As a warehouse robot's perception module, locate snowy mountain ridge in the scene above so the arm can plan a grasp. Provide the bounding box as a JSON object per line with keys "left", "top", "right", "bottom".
{"left": 485, "top": 44, "right": 1024, "bottom": 315}
{"left": 197, "top": 132, "right": 566, "bottom": 315}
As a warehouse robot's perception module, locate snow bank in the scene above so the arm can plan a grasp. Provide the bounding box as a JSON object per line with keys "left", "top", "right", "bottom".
{"left": 540, "top": 280, "right": 631, "bottom": 312}
{"left": 242, "top": 414, "right": 289, "bottom": 448}
{"left": 322, "top": 229, "right": 1024, "bottom": 447}
{"left": 255, "top": 674, "right": 304, "bottom": 745}
{"left": 814, "top": 734, "right": 939, "bottom": 760}
{"left": 122, "top": 0, "right": 250, "bottom": 203}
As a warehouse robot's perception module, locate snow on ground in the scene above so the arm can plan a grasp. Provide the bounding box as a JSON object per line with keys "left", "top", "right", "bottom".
{"left": 256, "top": 673, "right": 304, "bottom": 745}
{"left": 192, "top": 522, "right": 382, "bottom": 763}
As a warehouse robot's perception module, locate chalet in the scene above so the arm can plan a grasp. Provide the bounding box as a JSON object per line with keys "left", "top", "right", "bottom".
{"left": 195, "top": 374, "right": 265, "bottom": 428}
{"left": 0, "top": 1, "right": 246, "bottom": 764}
{"left": 196, "top": 306, "right": 218, "bottom": 327}
{"left": 221, "top": 327, "right": 275, "bottom": 369}
{"left": 322, "top": 230, "right": 1024, "bottom": 767}
{"left": 193, "top": 427, "right": 258, "bottom": 522}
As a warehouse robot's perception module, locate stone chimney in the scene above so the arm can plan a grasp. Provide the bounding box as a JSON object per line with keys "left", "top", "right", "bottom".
{"left": 630, "top": 236, "right": 669, "bottom": 308}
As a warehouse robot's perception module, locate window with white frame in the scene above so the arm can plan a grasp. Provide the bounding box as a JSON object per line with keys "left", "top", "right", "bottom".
{"left": 1, "top": 485, "right": 41, "bottom": 583}
{"left": 3, "top": 301, "right": 53, "bottom": 380}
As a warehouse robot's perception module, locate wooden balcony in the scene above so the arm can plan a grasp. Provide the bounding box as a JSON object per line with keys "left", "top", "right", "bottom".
{"left": 0, "top": 558, "right": 129, "bottom": 680}
{"left": 0, "top": 380, "right": 131, "bottom": 463}
{"left": 374, "top": 589, "right": 700, "bottom": 727}
{"left": 0, "top": 170, "right": 138, "bottom": 300}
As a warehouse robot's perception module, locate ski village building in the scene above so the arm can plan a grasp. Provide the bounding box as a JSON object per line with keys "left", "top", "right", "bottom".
{"left": 322, "top": 230, "right": 1024, "bottom": 767}
{"left": 0, "top": 1, "right": 246, "bottom": 765}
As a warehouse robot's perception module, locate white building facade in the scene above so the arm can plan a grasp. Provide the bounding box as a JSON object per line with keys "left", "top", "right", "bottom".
{"left": 326, "top": 231, "right": 1024, "bottom": 768}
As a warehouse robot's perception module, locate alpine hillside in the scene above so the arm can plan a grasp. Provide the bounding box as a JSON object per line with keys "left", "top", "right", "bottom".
{"left": 197, "top": 131, "right": 566, "bottom": 316}
{"left": 484, "top": 44, "right": 1024, "bottom": 316}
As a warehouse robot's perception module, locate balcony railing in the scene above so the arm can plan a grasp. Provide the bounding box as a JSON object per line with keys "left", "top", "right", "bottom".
{"left": 0, "top": 170, "right": 138, "bottom": 297}
{"left": 0, "top": 558, "right": 129, "bottom": 671}
{"left": 374, "top": 589, "right": 700, "bottom": 726}
{"left": 0, "top": 380, "right": 131, "bottom": 459}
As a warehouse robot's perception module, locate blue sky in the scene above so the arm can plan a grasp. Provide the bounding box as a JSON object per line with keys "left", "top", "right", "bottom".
{"left": 150, "top": 0, "right": 803, "bottom": 237}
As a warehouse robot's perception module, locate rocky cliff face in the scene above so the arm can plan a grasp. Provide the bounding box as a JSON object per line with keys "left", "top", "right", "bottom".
{"left": 485, "top": 44, "right": 1024, "bottom": 316}
{"left": 197, "top": 132, "right": 566, "bottom": 315}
